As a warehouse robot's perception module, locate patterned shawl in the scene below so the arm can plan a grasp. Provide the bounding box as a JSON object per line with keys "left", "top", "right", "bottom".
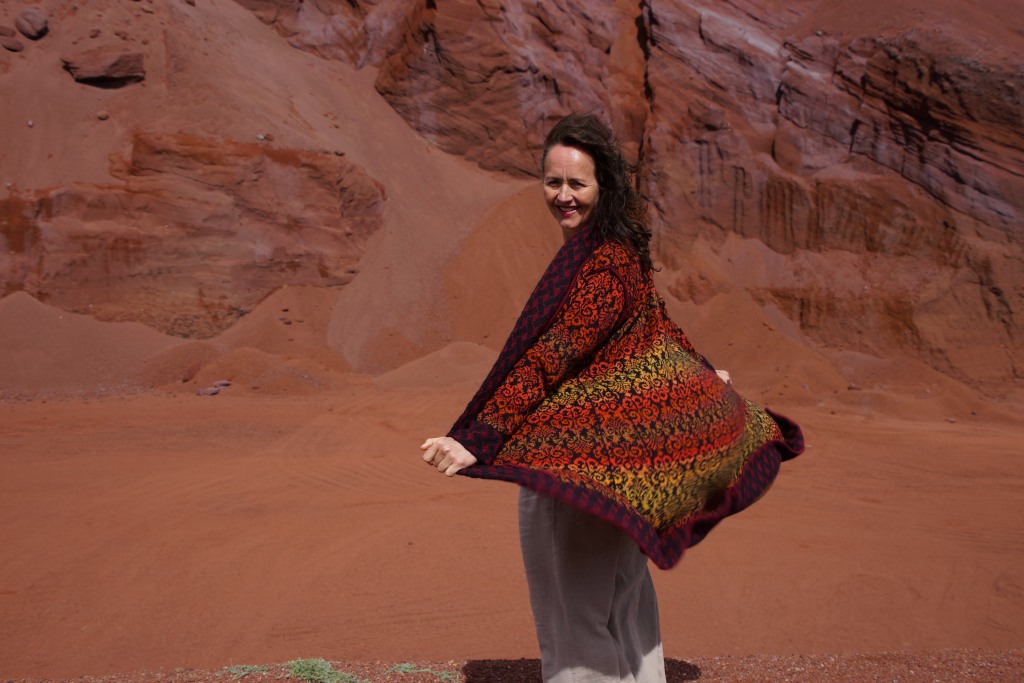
{"left": 449, "top": 228, "right": 804, "bottom": 569}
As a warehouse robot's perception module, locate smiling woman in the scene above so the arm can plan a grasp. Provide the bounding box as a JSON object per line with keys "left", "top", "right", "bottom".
{"left": 420, "top": 112, "right": 803, "bottom": 683}
{"left": 542, "top": 144, "right": 600, "bottom": 239}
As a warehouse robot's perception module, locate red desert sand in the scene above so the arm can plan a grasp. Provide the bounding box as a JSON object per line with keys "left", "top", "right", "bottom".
{"left": 2, "top": 288, "right": 1023, "bottom": 682}
{"left": 1, "top": 0, "right": 1023, "bottom": 681}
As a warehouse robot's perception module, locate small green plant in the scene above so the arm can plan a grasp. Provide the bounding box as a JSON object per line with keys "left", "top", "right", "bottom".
{"left": 286, "top": 658, "right": 366, "bottom": 683}
{"left": 388, "top": 662, "right": 458, "bottom": 682}
{"left": 222, "top": 664, "right": 271, "bottom": 680}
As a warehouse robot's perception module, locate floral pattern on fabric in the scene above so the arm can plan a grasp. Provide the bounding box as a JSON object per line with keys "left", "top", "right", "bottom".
{"left": 478, "top": 268, "right": 626, "bottom": 441}
{"left": 451, "top": 235, "right": 804, "bottom": 569}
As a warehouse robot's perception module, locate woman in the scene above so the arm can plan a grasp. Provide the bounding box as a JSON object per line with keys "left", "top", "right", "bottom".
{"left": 421, "top": 113, "right": 803, "bottom": 683}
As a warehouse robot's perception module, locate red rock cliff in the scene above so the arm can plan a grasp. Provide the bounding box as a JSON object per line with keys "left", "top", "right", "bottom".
{"left": 249, "top": 0, "right": 1022, "bottom": 391}
{"left": 1, "top": 0, "right": 1021, "bottom": 395}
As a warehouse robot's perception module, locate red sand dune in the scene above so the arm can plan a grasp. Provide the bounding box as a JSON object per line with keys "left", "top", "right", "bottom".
{"left": 1, "top": 0, "right": 1023, "bottom": 680}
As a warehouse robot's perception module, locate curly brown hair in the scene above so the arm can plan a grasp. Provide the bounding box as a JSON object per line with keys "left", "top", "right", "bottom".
{"left": 541, "top": 113, "right": 653, "bottom": 271}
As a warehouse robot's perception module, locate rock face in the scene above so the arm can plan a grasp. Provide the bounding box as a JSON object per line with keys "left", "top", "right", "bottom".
{"left": 239, "top": 0, "right": 1023, "bottom": 392}
{"left": 61, "top": 46, "right": 145, "bottom": 85}
{"left": 234, "top": 0, "right": 408, "bottom": 68}
{"left": 638, "top": 2, "right": 1023, "bottom": 390}
{"left": 239, "top": 0, "right": 648, "bottom": 174}
{"left": 374, "top": 0, "right": 648, "bottom": 175}
{"left": 0, "top": 0, "right": 1020, "bottom": 394}
{"left": 1, "top": 134, "right": 385, "bottom": 337}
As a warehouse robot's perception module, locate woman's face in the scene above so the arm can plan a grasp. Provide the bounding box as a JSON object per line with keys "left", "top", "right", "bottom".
{"left": 543, "top": 144, "right": 599, "bottom": 237}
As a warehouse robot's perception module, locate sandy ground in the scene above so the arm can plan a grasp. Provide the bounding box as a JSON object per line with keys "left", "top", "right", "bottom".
{"left": 2, "top": 371, "right": 1023, "bottom": 679}
{"left": 7, "top": 650, "right": 1024, "bottom": 682}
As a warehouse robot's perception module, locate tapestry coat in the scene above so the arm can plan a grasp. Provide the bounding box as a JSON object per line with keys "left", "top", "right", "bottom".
{"left": 449, "top": 227, "right": 804, "bottom": 569}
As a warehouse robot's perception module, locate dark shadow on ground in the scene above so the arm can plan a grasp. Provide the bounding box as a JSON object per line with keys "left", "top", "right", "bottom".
{"left": 462, "top": 658, "right": 701, "bottom": 681}
{"left": 665, "top": 659, "right": 702, "bottom": 681}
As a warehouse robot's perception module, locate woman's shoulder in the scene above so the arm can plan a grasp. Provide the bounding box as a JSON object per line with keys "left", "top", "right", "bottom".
{"left": 585, "top": 239, "right": 643, "bottom": 278}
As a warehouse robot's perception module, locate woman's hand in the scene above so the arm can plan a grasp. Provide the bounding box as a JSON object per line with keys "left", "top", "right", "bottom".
{"left": 420, "top": 437, "right": 478, "bottom": 477}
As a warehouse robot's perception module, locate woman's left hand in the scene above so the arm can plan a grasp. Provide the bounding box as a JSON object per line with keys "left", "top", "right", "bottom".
{"left": 420, "top": 437, "right": 478, "bottom": 477}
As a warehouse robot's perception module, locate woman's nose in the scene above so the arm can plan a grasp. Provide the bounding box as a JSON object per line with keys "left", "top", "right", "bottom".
{"left": 557, "top": 184, "right": 571, "bottom": 202}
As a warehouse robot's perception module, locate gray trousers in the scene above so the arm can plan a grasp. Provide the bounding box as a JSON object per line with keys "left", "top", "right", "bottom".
{"left": 518, "top": 488, "right": 667, "bottom": 683}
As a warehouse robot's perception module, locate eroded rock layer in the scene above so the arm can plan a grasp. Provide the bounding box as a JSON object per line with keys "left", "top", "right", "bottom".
{"left": 2, "top": 134, "right": 383, "bottom": 337}
{"left": 639, "top": 1, "right": 1022, "bottom": 389}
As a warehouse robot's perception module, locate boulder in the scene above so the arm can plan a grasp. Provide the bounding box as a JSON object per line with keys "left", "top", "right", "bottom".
{"left": 61, "top": 46, "right": 145, "bottom": 86}
{"left": 15, "top": 8, "right": 47, "bottom": 40}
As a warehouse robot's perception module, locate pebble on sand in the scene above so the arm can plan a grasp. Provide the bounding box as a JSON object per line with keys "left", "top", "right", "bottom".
{"left": 1, "top": 36, "right": 24, "bottom": 52}
{"left": 15, "top": 8, "right": 48, "bottom": 40}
